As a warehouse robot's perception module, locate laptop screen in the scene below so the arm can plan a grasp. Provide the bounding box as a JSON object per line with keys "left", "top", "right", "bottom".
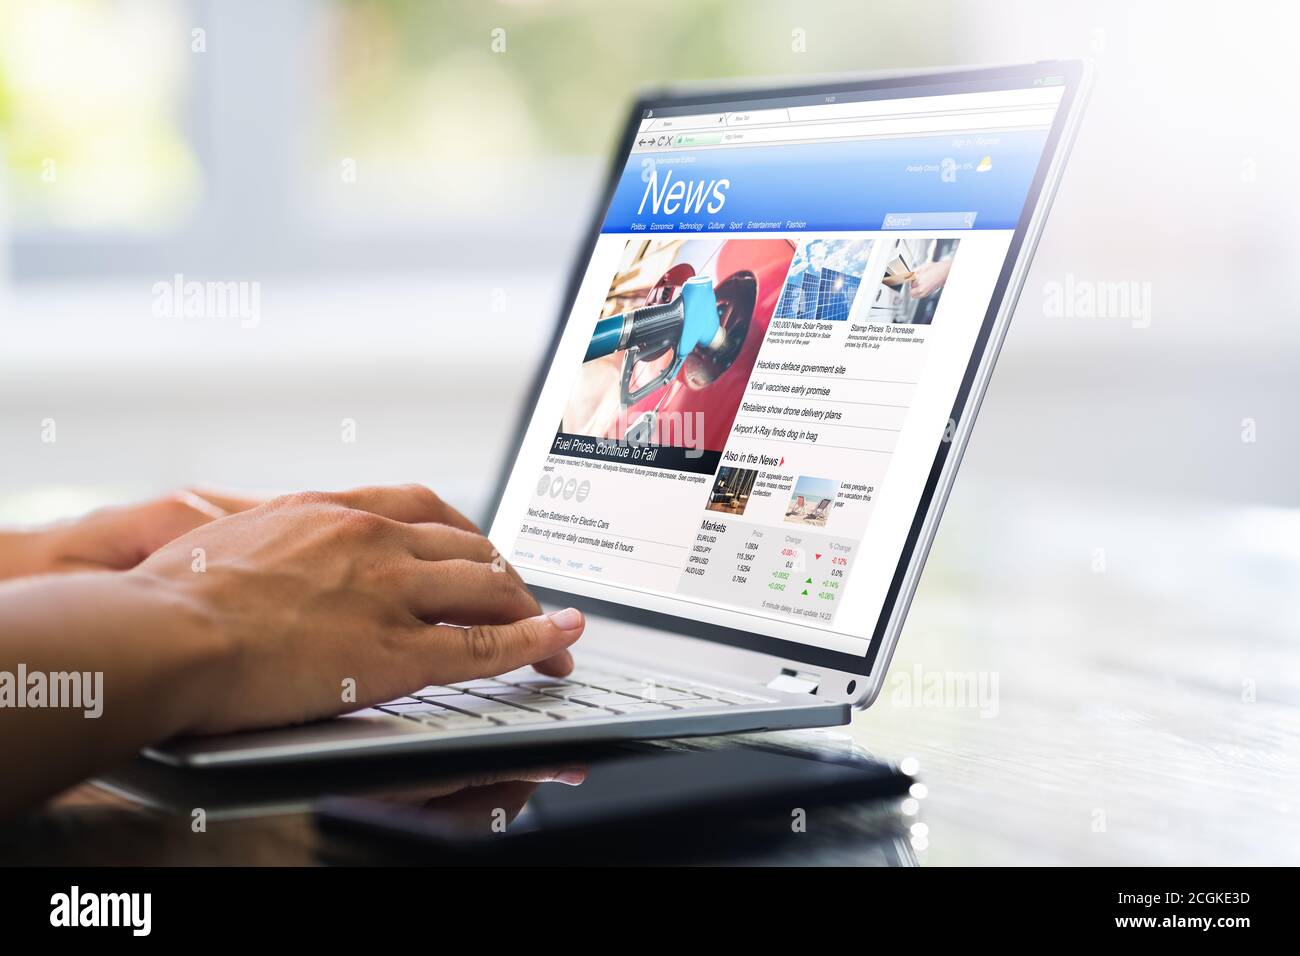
{"left": 490, "top": 72, "right": 1068, "bottom": 660}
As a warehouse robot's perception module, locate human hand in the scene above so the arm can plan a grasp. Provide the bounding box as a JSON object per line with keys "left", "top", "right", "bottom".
{"left": 907, "top": 258, "right": 952, "bottom": 298}
{"left": 0, "top": 488, "right": 265, "bottom": 580}
{"left": 128, "top": 484, "right": 584, "bottom": 736}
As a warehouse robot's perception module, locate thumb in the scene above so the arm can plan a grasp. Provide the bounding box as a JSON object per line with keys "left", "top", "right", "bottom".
{"left": 421, "top": 608, "right": 585, "bottom": 684}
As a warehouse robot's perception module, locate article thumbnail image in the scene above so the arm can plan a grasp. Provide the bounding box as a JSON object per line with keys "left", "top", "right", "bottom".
{"left": 784, "top": 475, "right": 840, "bottom": 528}
{"left": 559, "top": 237, "right": 796, "bottom": 458}
{"left": 705, "top": 466, "right": 759, "bottom": 516}
{"left": 773, "top": 238, "right": 874, "bottom": 322}
{"left": 864, "top": 237, "right": 960, "bottom": 325}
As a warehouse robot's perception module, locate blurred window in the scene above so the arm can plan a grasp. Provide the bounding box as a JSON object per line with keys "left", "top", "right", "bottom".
{"left": 0, "top": 0, "right": 944, "bottom": 277}
{"left": 0, "top": 0, "right": 198, "bottom": 233}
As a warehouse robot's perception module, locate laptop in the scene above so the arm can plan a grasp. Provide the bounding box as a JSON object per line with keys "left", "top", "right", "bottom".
{"left": 149, "top": 60, "right": 1092, "bottom": 767}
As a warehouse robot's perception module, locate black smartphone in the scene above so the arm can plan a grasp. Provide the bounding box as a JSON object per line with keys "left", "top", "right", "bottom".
{"left": 315, "top": 741, "right": 912, "bottom": 857}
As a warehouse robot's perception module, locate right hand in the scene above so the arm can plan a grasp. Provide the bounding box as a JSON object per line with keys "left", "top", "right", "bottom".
{"left": 907, "top": 258, "right": 952, "bottom": 298}
{"left": 128, "top": 485, "right": 585, "bottom": 736}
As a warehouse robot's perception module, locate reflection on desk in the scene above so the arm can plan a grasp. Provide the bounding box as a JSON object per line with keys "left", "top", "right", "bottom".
{"left": 1, "top": 731, "right": 917, "bottom": 867}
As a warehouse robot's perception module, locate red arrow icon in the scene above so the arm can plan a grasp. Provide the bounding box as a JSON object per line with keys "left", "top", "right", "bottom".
{"left": 815, "top": 553, "right": 822, "bottom": 560}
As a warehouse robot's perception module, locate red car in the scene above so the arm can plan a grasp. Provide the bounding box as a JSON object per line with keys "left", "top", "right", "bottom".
{"left": 603, "top": 238, "right": 795, "bottom": 454}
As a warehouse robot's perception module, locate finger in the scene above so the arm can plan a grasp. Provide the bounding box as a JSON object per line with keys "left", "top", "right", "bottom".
{"left": 401, "top": 523, "right": 497, "bottom": 564}
{"left": 129, "top": 493, "right": 229, "bottom": 558}
{"left": 187, "top": 485, "right": 271, "bottom": 515}
{"left": 531, "top": 648, "right": 575, "bottom": 678}
{"left": 401, "top": 558, "right": 540, "bottom": 626}
{"left": 329, "top": 484, "right": 479, "bottom": 532}
{"left": 404, "top": 523, "right": 530, "bottom": 595}
{"left": 49, "top": 494, "right": 224, "bottom": 571}
{"left": 417, "top": 608, "right": 585, "bottom": 684}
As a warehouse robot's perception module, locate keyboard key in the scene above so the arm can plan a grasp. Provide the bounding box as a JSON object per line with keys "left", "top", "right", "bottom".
{"left": 485, "top": 710, "right": 552, "bottom": 726}
{"left": 377, "top": 701, "right": 446, "bottom": 714}
{"left": 482, "top": 694, "right": 564, "bottom": 711}
{"left": 479, "top": 689, "right": 559, "bottom": 702}
{"left": 540, "top": 686, "right": 606, "bottom": 702}
{"left": 566, "top": 672, "right": 632, "bottom": 691}
{"left": 620, "top": 689, "right": 705, "bottom": 703}
{"left": 567, "top": 669, "right": 627, "bottom": 682}
{"left": 399, "top": 711, "right": 455, "bottom": 725}
{"left": 410, "top": 685, "right": 460, "bottom": 697}
{"left": 650, "top": 677, "right": 699, "bottom": 691}
{"left": 342, "top": 707, "right": 392, "bottom": 719}
{"left": 604, "top": 701, "right": 675, "bottom": 715}
{"left": 435, "top": 713, "right": 491, "bottom": 728}
{"left": 568, "top": 692, "right": 636, "bottom": 707}
{"left": 404, "top": 713, "right": 493, "bottom": 732}
{"left": 502, "top": 678, "right": 572, "bottom": 692}
{"left": 435, "top": 694, "right": 521, "bottom": 716}
{"left": 544, "top": 704, "right": 609, "bottom": 720}
{"left": 461, "top": 686, "right": 520, "bottom": 698}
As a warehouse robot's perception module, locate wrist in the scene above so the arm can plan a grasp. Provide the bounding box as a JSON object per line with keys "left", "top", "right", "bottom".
{"left": 114, "top": 569, "right": 233, "bottom": 738}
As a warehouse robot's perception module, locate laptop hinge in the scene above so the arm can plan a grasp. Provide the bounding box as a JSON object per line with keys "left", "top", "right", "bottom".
{"left": 767, "top": 668, "right": 821, "bottom": 695}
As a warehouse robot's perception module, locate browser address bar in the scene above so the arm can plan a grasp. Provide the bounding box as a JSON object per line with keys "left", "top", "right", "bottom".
{"left": 673, "top": 107, "right": 1057, "bottom": 148}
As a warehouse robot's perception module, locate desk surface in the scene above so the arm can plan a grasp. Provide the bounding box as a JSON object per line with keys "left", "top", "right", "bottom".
{"left": 3, "top": 482, "right": 1297, "bottom": 865}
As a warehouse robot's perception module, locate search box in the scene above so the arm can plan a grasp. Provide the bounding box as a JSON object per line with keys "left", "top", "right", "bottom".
{"left": 882, "top": 212, "right": 979, "bottom": 230}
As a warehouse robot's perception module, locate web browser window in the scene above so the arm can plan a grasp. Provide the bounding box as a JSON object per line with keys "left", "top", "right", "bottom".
{"left": 490, "top": 78, "right": 1067, "bottom": 656}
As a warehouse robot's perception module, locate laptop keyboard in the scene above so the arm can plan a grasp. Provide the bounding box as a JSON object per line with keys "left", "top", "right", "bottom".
{"left": 370, "top": 666, "right": 772, "bottom": 734}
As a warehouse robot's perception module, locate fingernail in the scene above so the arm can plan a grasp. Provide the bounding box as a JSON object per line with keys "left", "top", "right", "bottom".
{"left": 555, "top": 768, "right": 587, "bottom": 786}
{"left": 547, "top": 607, "right": 583, "bottom": 632}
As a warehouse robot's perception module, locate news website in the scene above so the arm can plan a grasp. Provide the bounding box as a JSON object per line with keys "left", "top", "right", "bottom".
{"left": 490, "top": 81, "right": 1066, "bottom": 655}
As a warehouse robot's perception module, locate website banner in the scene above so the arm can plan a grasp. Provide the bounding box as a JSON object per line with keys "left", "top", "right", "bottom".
{"left": 603, "top": 130, "right": 1050, "bottom": 234}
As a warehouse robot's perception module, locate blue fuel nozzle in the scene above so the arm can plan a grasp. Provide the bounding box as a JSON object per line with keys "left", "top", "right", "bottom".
{"left": 583, "top": 275, "right": 726, "bottom": 406}
{"left": 677, "top": 275, "right": 724, "bottom": 358}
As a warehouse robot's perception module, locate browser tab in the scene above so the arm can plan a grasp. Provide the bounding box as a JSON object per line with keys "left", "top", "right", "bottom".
{"left": 726, "top": 108, "right": 791, "bottom": 126}
{"left": 649, "top": 113, "right": 726, "bottom": 132}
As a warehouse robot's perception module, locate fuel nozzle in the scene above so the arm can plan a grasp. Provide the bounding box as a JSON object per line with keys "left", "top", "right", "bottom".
{"left": 678, "top": 275, "right": 727, "bottom": 356}
{"left": 585, "top": 275, "right": 723, "bottom": 362}
{"left": 583, "top": 275, "right": 727, "bottom": 407}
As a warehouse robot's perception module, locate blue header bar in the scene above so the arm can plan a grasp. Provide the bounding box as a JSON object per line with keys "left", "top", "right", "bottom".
{"left": 602, "top": 129, "right": 1049, "bottom": 234}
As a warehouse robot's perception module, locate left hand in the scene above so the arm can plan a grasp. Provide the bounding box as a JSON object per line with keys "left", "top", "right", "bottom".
{"left": 2, "top": 488, "right": 264, "bottom": 578}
